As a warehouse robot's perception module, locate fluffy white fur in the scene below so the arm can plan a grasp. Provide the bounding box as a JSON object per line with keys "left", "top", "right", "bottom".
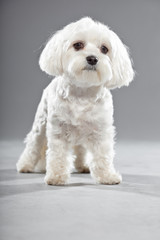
{"left": 16, "top": 17, "right": 134, "bottom": 185}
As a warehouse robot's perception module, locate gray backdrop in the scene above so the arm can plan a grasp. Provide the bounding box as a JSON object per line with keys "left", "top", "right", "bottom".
{"left": 1, "top": 0, "right": 160, "bottom": 141}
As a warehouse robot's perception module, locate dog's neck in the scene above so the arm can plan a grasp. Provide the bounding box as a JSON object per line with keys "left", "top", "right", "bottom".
{"left": 61, "top": 75, "right": 107, "bottom": 101}
{"left": 69, "top": 84, "right": 103, "bottom": 99}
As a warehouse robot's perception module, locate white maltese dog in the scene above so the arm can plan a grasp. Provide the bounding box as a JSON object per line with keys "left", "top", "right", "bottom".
{"left": 16, "top": 17, "right": 134, "bottom": 185}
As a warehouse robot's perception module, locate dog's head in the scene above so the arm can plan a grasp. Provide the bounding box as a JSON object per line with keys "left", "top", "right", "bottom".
{"left": 39, "top": 17, "right": 134, "bottom": 88}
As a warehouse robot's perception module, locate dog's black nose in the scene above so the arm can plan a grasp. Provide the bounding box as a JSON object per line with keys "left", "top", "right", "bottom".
{"left": 86, "top": 55, "right": 98, "bottom": 66}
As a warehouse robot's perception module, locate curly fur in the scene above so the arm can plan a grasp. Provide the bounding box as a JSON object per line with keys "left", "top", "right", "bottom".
{"left": 16, "top": 17, "right": 134, "bottom": 185}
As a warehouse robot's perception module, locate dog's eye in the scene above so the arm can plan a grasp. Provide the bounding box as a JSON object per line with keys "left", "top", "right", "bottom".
{"left": 101, "top": 45, "right": 109, "bottom": 54}
{"left": 73, "top": 42, "right": 84, "bottom": 51}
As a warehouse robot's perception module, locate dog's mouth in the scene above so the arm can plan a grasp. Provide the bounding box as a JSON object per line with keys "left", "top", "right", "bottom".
{"left": 83, "top": 65, "right": 97, "bottom": 71}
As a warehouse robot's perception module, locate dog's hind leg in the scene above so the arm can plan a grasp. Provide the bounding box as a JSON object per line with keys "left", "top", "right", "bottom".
{"left": 74, "top": 145, "right": 90, "bottom": 173}
{"left": 34, "top": 137, "right": 47, "bottom": 173}
{"left": 16, "top": 90, "right": 47, "bottom": 173}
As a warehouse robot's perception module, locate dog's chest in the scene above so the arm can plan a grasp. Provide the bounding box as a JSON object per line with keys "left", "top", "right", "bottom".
{"left": 60, "top": 99, "right": 103, "bottom": 125}
{"left": 55, "top": 98, "right": 110, "bottom": 144}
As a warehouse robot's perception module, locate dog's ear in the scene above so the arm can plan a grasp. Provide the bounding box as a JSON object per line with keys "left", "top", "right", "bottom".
{"left": 105, "top": 31, "right": 135, "bottom": 89}
{"left": 39, "top": 31, "right": 64, "bottom": 76}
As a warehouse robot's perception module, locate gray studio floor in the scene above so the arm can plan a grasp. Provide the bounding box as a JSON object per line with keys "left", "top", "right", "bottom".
{"left": 0, "top": 141, "right": 160, "bottom": 240}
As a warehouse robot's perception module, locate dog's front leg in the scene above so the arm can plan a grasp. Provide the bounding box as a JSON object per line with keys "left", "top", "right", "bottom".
{"left": 89, "top": 141, "right": 122, "bottom": 185}
{"left": 44, "top": 118, "right": 71, "bottom": 185}
{"left": 44, "top": 138, "right": 71, "bottom": 185}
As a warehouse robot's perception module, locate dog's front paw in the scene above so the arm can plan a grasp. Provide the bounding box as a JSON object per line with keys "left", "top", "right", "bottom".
{"left": 99, "top": 172, "right": 122, "bottom": 185}
{"left": 93, "top": 170, "right": 122, "bottom": 185}
{"left": 44, "top": 173, "right": 69, "bottom": 186}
